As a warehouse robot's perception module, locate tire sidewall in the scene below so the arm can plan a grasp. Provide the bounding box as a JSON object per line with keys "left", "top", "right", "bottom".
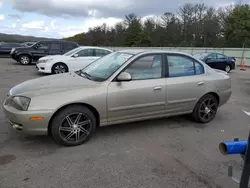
{"left": 193, "top": 94, "right": 218, "bottom": 123}
{"left": 225, "top": 65, "right": 231, "bottom": 73}
{"left": 51, "top": 105, "right": 96, "bottom": 146}
{"left": 19, "top": 55, "right": 31, "bottom": 65}
{"left": 52, "top": 63, "right": 68, "bottom": 74}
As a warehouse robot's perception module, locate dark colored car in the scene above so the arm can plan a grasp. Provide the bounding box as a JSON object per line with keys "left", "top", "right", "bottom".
{"left": 22, "top": 42, "right": 36, "bottom": 47}
{"left": 11, "top": 40, "right": 79, "bottom": 65}
{"left": 193, "top": 52, "right": 236, "bottom": 73}
{"left": 0, "top": 43, "right": 26, "bottom": 57}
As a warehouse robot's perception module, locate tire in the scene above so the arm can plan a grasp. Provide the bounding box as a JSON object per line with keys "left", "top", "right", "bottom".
{"left": 52, "top": 63, "right": 68, "bottom": 74}
{"left": 50, "top": 105, "right": 97, "bottom": 146}
{"left": 192, "top": 94, "right": 218, "bottom": 123}
{"left": 18, "top": 55, "right": 31, "bottom": 65}
{"left": 225, "top": 65, "right": 231, "bottom": 73}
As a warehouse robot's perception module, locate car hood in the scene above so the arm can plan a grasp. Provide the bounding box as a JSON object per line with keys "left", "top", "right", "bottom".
{"left": 9, "top": 73, "right": 101, "bottom": 97}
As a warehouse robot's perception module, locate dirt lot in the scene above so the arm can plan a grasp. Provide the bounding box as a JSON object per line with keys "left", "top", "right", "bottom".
{"left": 0, "top": 58, "right": 249, "bottom": 188}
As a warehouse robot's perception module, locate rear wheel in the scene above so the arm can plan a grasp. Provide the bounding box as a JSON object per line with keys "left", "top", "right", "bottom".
{"left": 52, "top": 63, "right": 68, "bottom": 74}
{"left": 192, "top": 94, "right": 218, "bottom": 123}
{"left": 225, "top": 65, "right": 231, "bottom": 73}
{"left": 18, "top": 55, "right": 31, "bottom": 65}
{"left": 50, "top": 105, "right": 96, "bottom": 146}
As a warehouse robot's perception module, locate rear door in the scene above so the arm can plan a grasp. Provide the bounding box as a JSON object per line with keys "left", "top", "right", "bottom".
{"left": 49, "top": 42, "right": 63, "bottom": 55}
{"left": 165, "top": 53, "right": 206, "bottom": 113}
{"left": 62, "top": 42, "right": 75, "bottom": 54}
{"left": 216, "top": 53, "right": 228, "bottom": 69}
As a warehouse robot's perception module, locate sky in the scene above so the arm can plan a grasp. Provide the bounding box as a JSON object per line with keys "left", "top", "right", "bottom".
{"left": 0, "top": 0, "right": 247, "bottom": 38}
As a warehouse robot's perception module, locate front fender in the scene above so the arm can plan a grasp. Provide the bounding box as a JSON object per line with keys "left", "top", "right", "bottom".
{"left": 16, "top": 52, "right": 33, "bottom": 59}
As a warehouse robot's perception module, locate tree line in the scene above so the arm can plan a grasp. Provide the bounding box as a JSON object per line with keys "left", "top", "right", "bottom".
{"left": 65, "top": 3, "right": 250, "bottom": 48}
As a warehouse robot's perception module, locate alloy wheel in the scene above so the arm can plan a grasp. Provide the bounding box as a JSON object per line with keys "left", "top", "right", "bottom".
{"left": 54, "top": 65, "right": 66, "bottom": 74}
{"left": 225, "top": 65, "right": 231, "bottom": 73}
{"left": 20, "top": 56, "right": 29, "bottom": 64}
{"left": 59, "top": 113, "right": 91, "bottom": 143}
{"left": 198, "top": 98, "right": 217, "bottom": 122}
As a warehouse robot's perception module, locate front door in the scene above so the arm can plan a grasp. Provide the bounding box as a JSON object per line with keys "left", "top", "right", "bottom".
{"left": 107, "top": 54, "right": 166, "bottom": 123}
{"left": 69, "top": 48, "right": 98, "bottom": 71}
{"left": 165, "top": 54, "right": 206, "bottom": 113}
{"left": 31, "top": 42, "right": 50, "bottom": 61}
{"left": 205, "top": 53, "right": 218, "bottom": 69}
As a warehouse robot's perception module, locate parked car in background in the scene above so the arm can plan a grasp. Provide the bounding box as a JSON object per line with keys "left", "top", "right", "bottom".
{"left": 11, "top": 40, "right": 79, "bottom": 65}
{"left": 193, "top": 52, "right": 236, "bottom": 73}
{"left": 36, "top": 46, "right": 112, "bottom": 74}
{"left": 3, "top": 50, "right": 232, "bottom": 146}
{"left": 0, "top": 43, "right": 26, "bottom": 57}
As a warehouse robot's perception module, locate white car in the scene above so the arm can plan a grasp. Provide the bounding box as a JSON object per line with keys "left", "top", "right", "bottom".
{"left": 36, "top": 46, "right": 113, "bottom": 74}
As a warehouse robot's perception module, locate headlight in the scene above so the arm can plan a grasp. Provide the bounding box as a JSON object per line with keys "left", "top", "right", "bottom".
{"left": 39, "top": 59, "right": 53, "bottom": 63}
{"left": 12, "top": 96, "right": 31, "bottom": 111}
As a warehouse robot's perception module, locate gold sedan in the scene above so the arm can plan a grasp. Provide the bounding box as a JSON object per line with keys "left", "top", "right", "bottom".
{"left": 3, "top": 50, "right": 232, "bottom": 146}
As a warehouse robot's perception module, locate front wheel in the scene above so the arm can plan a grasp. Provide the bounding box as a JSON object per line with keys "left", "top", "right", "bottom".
{"left": 50, "top": 105, "right": 97, "bottom": 146}
{"left": 225, "top": 65, "right": 231, "bottom": 73}
{"left": 192, "top": 94, "right": 218, "bottom": 123}
{"left": 18, "top": 55, "right": 31, "bottom": 65}
{"left": 52, "top": 63, "right": 68, "bottom": 74}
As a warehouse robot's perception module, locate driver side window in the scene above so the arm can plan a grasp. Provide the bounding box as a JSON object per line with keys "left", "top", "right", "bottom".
{"left": 207, "top": 53, "right": 217, "bottom": 60}
{"left": 124, "top": 54, "right": 162, "bottom": 80}
{"left": 76, "top": 49, "right": 94, "bottom": 57}
{"left": 37, "top": 43, "right": 49, "bottom": 50}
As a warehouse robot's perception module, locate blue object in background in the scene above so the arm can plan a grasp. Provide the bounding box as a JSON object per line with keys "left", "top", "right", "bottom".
{"left": 219, "top": 141, "right": 248, "bottom": 155}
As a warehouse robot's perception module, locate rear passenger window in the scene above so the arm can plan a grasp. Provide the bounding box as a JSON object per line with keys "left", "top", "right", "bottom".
{"left": 67, "top": 43, "right": 77, "bottom": 51}
{"left": 167, "top": 55, "right": 204, "bottom": 77}
{"left": 77, "top": 49, "right": 94, "bottom": 57}
{"left": 195, "top": 62, "right": 204, "bottom": 75}
{"left": 95, "top": 49, "right": 111, "bottom": 56}
{"left": 51, "top": 43, "right": 61, "bottom": 50}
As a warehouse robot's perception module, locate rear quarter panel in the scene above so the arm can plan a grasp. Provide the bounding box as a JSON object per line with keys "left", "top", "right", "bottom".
{"left": 205, "top": 68, "right": 232, "bottom": 106}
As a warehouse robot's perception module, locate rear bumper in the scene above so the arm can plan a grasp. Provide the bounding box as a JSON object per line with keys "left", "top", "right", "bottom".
{"left": 231, "top": 62, "right": 236, "bottom": 70}
{"left": 218, "top": 89, "right": 232, "bottom": 107}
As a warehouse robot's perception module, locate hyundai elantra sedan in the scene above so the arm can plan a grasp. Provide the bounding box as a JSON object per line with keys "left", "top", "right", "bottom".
{"left": 3, "top": 50, "right": 232, "bottom": 146}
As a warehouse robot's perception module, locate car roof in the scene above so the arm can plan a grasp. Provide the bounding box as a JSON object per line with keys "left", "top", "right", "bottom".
{"left": 77, "top": 46, "right": 113, "bottom": 51}
{"left": 117, "top": 49, "right": 193, "bottom": 56}
{"left": 38, "top": 39, "right": 78, "bottom": 44}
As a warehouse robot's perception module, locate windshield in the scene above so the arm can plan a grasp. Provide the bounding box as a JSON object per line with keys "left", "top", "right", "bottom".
{"left": 81, "top": 51, "right": 134, "bottom": 81}
{"left": 64, "top": 47, "right": 81, "bottom": 56}
{"left": 29, "top": 41, "right": 39, "bottom": 48}
{"left": 193, "top": 53, "right": 209, "bottom": 60}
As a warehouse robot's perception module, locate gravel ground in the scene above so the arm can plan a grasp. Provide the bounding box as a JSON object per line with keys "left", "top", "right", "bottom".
{"left": 0, "top": 58, "right": 249, "bottom": 188}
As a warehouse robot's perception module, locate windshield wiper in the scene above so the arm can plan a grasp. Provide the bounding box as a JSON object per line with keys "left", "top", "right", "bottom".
{"left": 76, "top": 69, "right": 92, "bottom": 80}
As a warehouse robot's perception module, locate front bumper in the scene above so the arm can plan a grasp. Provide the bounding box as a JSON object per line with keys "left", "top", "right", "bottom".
{"left": 3, "top": 103, "right": 53, "bottom": 135}
{"left": 36, "top": 62, "right": 52, "bottom": 73}
{"left": 231, "top": 62, "right": 236, "bottom": 70}
{"left": 11, "top": 52, "right": 18, "bottom": 61}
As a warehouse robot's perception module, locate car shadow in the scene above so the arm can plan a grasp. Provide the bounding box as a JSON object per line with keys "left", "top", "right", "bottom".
{"left": 12, "top": 115, "right": 204, "bottom": 149}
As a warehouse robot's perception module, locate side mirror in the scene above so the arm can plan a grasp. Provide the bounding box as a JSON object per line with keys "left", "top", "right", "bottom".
{"left": 73, "top": 54, "right": 79, "bottom": 58}
{"left": 117, "top": 72, "right": 132, "bottom": 82}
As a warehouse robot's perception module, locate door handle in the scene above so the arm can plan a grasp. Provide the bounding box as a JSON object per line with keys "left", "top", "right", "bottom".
{"left": 153, "top": 86, "right": 162, "bottom": 91}
{"left": 197, "top": 81, "right": 204, "bottom": 86}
